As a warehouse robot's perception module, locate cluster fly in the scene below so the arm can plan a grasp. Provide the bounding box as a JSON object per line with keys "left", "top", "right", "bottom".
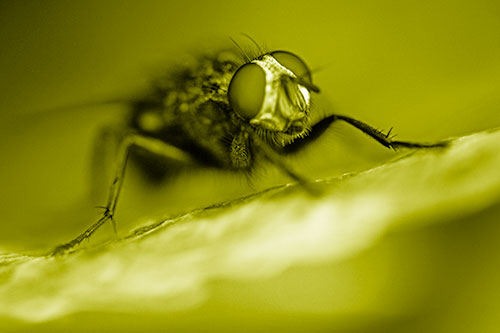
{"left": 52, "top": 38, "right": 446, "bottom": 254}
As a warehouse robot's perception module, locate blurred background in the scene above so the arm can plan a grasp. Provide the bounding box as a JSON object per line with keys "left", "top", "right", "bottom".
{"left": 1, "top": 0, "right": 500, "bottom": 331}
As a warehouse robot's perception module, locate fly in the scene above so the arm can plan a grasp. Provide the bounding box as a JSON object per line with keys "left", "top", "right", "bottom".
{"left": 51, "top": 41, "right": 447, "bottom": 254}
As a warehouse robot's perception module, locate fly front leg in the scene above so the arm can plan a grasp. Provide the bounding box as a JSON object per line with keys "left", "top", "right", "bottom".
{"left": 251, "top": 134, "right": 322, "bottom": 195}
{"left": 51, "top": 132, "right": 195, "bottom": 255}
{"left": 283, "top": 114, "right": 448, "bottom": 154}
{"left": 331, "top": 114, "right": 448, "bottom": 149}
{"left": 268, "top": 113, "right": 448, "bottom": 194}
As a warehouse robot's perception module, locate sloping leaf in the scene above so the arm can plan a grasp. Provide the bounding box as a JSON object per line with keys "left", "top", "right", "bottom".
{"left": 1, "top": 128, "right": 500, "bottom": 331}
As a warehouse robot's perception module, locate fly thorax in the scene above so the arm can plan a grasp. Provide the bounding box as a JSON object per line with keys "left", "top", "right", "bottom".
{"left": 249, "top": 55, "right": 310, "bottom": 132}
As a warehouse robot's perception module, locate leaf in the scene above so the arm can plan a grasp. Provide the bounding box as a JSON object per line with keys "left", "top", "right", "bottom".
{"left": 1, "top": 128, "right": 500, "bottom": 330}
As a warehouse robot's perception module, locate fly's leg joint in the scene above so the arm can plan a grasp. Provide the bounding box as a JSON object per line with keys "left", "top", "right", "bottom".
{"left": 50, "top": 133, "right": 196, "bottom": 256}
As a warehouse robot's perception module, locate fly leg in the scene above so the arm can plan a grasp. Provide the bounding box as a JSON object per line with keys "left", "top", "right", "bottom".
{"left": 251, "top": 134, "right": 321, "bottom": 195}
{"left": 283, "top": 114, "right": 448, "bottom": 154}
{"left": 332, "top": 114, "right": 448, "bottom": 149}
{"left": 267, "top": 113, "right": 448, "bottom": 194}
{"left": 51, "top": 132, "right": 195, "bottom": 255}
{"left": 89, "top": 125, "right": 123, "bottom": 203}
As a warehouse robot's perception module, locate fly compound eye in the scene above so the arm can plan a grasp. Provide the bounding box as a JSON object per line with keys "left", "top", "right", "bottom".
{"left": 228, "top": 63, "right": 266, "bottom": 119}
{"left": 270, "top": 51, "right": 319, "bottom": 92}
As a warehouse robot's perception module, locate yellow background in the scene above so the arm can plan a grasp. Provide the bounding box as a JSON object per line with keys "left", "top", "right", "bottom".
{"left": 1, "top": 1, "right": 500, "bottom": 331}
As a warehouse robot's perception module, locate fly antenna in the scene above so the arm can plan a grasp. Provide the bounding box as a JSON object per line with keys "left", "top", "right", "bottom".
{"left": 307, "top": 65, "right": 327, "bottom": 76}
{"left": 294, "top": 65, "right": 326, "bottom": 93}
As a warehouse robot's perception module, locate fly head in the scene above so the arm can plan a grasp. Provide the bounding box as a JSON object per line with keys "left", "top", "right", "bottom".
{"left": 228, "top": 51, "right": 320, "bottom": 146}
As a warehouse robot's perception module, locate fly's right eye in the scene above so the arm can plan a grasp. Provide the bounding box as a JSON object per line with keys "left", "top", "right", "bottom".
{"left": 228, "top": 63, "right": 266, "bottom": 119}
{"left": 271, "top": 51, "right": 319, "bottom": 93}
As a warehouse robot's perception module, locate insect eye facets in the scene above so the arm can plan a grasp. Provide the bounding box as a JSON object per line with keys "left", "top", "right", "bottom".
{"left": 228, "top": 63, "right": 266, "bottom": 119}
{"left": 270, "top": 51, "right": 318, "bottom": 92}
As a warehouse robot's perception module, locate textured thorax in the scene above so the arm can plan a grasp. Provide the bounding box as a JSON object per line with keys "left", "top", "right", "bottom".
{"left": 131, "top": 51, "right": 249, "bottom": 169}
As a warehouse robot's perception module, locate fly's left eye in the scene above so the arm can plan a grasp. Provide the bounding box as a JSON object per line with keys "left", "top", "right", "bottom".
{"left": 270, "top": 51, "right": 319, "bottom": 92}
{"left": 228, "top": 63, "right": 266, "bottom": 119}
